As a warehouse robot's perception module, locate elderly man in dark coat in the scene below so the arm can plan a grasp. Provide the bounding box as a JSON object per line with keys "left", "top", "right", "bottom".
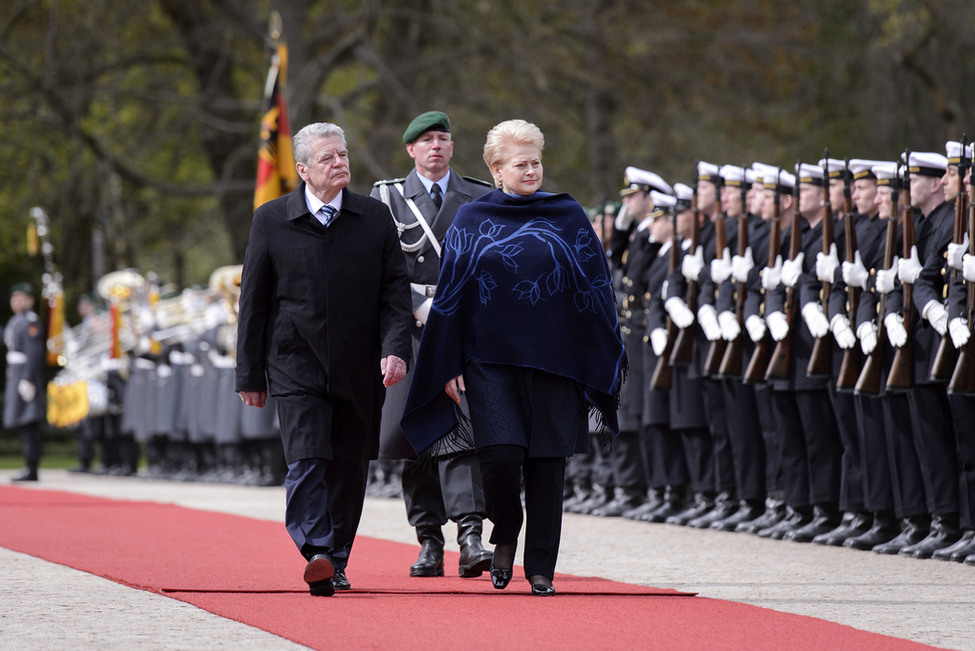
{"left": 236, "top": 122, "right": 412, "bottom": 597}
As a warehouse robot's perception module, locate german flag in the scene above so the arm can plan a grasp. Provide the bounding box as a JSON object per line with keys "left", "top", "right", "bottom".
{"left": 254, "top": 43, "right": 298, "bottom": 210}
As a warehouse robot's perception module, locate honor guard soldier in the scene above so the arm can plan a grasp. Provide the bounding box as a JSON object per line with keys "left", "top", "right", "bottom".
{"left": 591, "top": 167, "right": 672, "bottom": 518}
{"left": 373, "top": 111, "right": 494, "bottom": 578}
{"left": 4, "top": 282, "right": 46, "bottom": 482}
{"left": 888, "top": 151, "right": 963, "bottom": 558}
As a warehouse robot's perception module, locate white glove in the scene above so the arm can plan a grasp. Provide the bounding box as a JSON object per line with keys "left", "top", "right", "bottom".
{"left": 761, "top": 255, "right": 783, "bottom": 291}
{"left": 857, "top": 321, "right": 878, "bottom": 355}
{"left": 801, "top": 302, "right": 830, "bottom": 339}
{"left": 875, "top": 259, "right": 900, "bottom": 294}
{"left": 947, "top": 233, "right": 969, "bottom": 271}
{"left": 718, "top": 310, "right": 741, "bottom": 342}
{"left": 665, "top": 297, "right": 695, "bottom": 329}
{"left": 897, "top": 245, "right": 922, "bottom": 285}
{"left": 710, "top": 249, "right": 733, "bottom": 285}
{"left": 921, "top": 300, "right": 948, "bottom": 336}
{"left": 830, "top": 314, "right": 856, "bottom": 349}
{"left": 782, "top": 252, "right": 805, "bottom": 288}
{"left": 965, "top": 253, "right": 975, "bottom": 283}
{"left": 816, "top": 243, "right": 839, "bottom": 284}
{"left": 732, "top": 247, "right": 755, "bottom": 283}
{"left": 414, "top": 298, "right": 433, "bottom": 325}
{"left": 745, "top": 314, "right": 767, "bottom": 342}
{"left": 650, "top": 328, "right": 669, "bottom": 356}
{"left": 949, "top": 317, "right": 971, "bottom": 349}
{"left": 681, "top": 246, "right": 705, "bottom": 282}
{"left": 842, "top": 251, "right": 869, "bottom": 290}
{"left": 697, "top": 304, "right": 722, "bottom": 342}
{"left": 767, "top": 311, "right": 790, "bottom": 342}
{"left": 884, "top": 313, "right": 908, "bottom": 348}
{"left": 17, "top": 379, "right": 36, "bottom": 403}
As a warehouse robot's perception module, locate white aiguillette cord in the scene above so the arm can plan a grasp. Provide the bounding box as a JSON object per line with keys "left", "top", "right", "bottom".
{"left": 381, "top": 182, "right": 442, "bottom": 258}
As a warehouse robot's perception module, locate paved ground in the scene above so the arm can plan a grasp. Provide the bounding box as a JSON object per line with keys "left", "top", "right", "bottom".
{"left": 2, "top": 469, "right": 973, "bottom": 650}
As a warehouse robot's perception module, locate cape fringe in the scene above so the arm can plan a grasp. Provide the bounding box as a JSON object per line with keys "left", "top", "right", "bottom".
{"left": 417, "top": 403, "right": 476, "bottom": 462}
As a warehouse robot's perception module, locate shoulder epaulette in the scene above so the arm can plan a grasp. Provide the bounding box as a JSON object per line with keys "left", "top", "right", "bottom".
{"left": 463, "top": 176, "right": 494, "bottom": 188}
{"left": 373, "top": 177, "right": 407, "bottom": 187}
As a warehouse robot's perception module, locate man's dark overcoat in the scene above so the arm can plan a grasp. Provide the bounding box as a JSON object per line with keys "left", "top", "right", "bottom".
{"left": 235, "top": 182, "right": 413, "bottom": 464}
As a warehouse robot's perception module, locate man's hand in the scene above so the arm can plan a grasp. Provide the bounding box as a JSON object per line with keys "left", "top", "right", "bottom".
{"left": 681, "top": 245, "right": 706, "bottom": 282}
{"left": 842, "top": 251, "right": 869, "bottom": 290}
{"left": 445, "top": 374, "right": 466, "bottom": 405}
{"left": 732, "top": 247, "right": 755, "bottom": 283}
{"left": 949, "top": 317, "right": 971, "bottom": 349}
{"left": 875, "top": 260, "right": 900, "bottom": 294}
{"left": 897, "top": 245, "right": 922, "bottom": 285}
{"left": 801, "top": 302, "right": 830, "bottom": 339}
{"left": 761, "top": 255, "right": 783, "bottom": 291}
{"left": 718, "top": 310, "right": 741, "bottom": 341}
{"left": 830, "top": 315, "right": 856, "bottom": 349}
{"left": 381, "top": 355, "right": 408, "bottom": 388}
{"left": 781, "top": 252, "right": 805, "bottom": 288}
{"left": 884, "top": 313, "right": 908, "bottom": 348}
{"left": 948, "top": 233, "right": 969, "bottom": 271}
{"left": 711, "top": 249, "right": 733, "bottom": 285}
{"left": 698, "top": 304, "right": 722, "bottom": 341}
{"left": 816, "top": 243, "right": 839, "bottom": 284}
{"left": 857, "top": 322, "right": 878, "bottom": 355}
{"left": 664, "top": 297, "right": 695, "bottom": 329}
{"left": 650, "top": 328, "right": 669, "bottom": 356}
{"left": 766, "top": 311, "right": 789, "bottom": 342}
{"left": 17, "top": 380, "right": 35, "bottom": 403}
{"left": 239, "top": 390, "right": 267, "bottom": 408}
{"left": 745, "top": 314, "right": 767, "bottom": 342}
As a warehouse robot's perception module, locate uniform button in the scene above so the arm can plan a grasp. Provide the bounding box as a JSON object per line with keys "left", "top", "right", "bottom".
{"left": 625, "top": 310, "right": 632, "bottom": 318}
{"left": 417, "top": 255, "right": 425, "bottom": 264}
{"left": 643, "top": 336, "right": 649, "bottom": 343}
{"left": 415, "top": 320, "right": 423, "bottom": 328}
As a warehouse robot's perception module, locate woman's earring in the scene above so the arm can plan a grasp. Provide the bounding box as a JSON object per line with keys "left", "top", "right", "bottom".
{"left": 497, "top": 178, "right": 504, "bottom": 190}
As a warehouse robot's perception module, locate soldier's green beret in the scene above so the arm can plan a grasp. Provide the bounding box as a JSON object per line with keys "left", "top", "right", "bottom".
{"left": 402, "top": 111, "right": 451, "bottom": 144}
{"left": 9, "top": 282, "right": 34, "bottom": 298}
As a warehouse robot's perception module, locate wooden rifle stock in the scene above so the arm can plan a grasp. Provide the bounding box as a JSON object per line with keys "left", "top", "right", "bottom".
{"left": 766, "top": 176, "right": 802, "bottom": 382}
{"left": 670, "top": 190, "right": 700, "bottom": 367}
{"left": 886, "top": 162, "right": 914, "bottom": 392}
{"left": 719, "top": 201, "right": 749, "bottom": 377}
{"left": 930, "top": 184, "right": 967, "bottom": 382}
{"left": 651, "top": 207, "right": 681, "bottom": 389}
{"left": 855, "top": 206, "right": 898, "bottom": 395}
{"left": 949, "top": 162, "right": 975, "bottom": 394}
{"left": 807, "top": 156, "right": 834, "bottom": 379}
{"left": 836, "top": 165, "right": 863, "bottom": 390}
{"left": 744, "top": 182, "right": 780, "bottom": 384}
{"left": 704, "top": 194, "right": 728, "bottom": 375}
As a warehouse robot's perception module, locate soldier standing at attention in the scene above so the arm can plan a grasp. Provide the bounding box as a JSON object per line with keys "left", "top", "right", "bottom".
{"left": 4, "top": 283, "right": 46, "bottom": 482}
{"left": 373, "top": 111, "right": 494, "bottom": 579}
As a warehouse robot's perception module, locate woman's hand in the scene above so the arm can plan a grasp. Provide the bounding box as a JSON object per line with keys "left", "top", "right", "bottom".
{"left": 445, "top": 375, "right": 466, "bottom": 404}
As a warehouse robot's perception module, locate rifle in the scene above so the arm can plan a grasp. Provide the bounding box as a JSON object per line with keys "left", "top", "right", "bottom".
{"left": 949, "top": 143, "right": 975, "bottom": 394}
{"left": 886, "top": 154, "right": 915, "bottom": 392}
{"left": 837, "top": 158, "right": 863, "bottom": 390}
{"left": 651, "top": 203, "right": 681, "bottom": 389}
{"left": 930, "top": 135, "right": 968, "bottom": 382}
{"left": 743, "top": 173, "right": 780, "bottom": 384}
{"left": 765, "top": 164, "right": 803, "bottom": 381}
{"left": 670, "top": 176, "right": 700, "bottom": 367}
{"left": 807, "top": 151, "right": 834, "bottom": 378}
{"left": 704, "top": 189, "right": 728, "bottom": 375}
{"left": 855, "top": 168, "right": 900, "bottom": 395}
{"left": 719, "top": 170, "right": 749, "bottom": 377}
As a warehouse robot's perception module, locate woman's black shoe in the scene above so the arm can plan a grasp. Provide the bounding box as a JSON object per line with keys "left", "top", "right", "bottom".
{"left": 528, "top": 574, "right": 555, "bottom": 596}
{"left": 490, "top": 562, "right": 513, "bottom": 589}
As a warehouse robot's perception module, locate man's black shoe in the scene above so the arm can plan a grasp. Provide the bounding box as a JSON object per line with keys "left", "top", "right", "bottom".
{"left": 332, "top": 569, "right": 351, "bottom": 591}
{"left": 11, "top": 468, "right": 38, "bottom": 482}
{"left": 308, "top": 579, "right": 335, "bottom": 596}
{"left": 303, "top": 554, "right": 335, "bottom": 584}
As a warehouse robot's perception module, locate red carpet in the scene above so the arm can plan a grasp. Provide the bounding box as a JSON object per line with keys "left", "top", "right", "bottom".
{"left": 0, "top": 486, "right": 948, "bottom": 650}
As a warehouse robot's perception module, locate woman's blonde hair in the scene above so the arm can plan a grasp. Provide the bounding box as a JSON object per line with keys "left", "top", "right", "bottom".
{"left": 482, "top": 119, "right": 545, "bottom": 187}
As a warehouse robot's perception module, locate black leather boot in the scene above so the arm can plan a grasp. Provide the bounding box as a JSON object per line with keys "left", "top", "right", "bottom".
{"left": 410, "top": 527, "right": 445, "bottom": 577}
{"left": 784, "top": 503, "right": 842, "bottom": 543}
{"left": 932, "top": 530, "right": 975, "bottom": 562}
{"left": 457, "top": 516, "right": 493, "bottom": 577}
{"left": 710, "top": 499, "right": 766, "bottom": 531}
{"left": 758, "top": 505, "right": 813, "bottom": 539}
{"left": 901, "top": 513, "right": 963, "bottom": 559}
{"left": 872, "top": 516, "right": 929, "bottom": 554}
{"left": 812, "top": 511, "right": 872, "bottom": 546}
{"left": 590, "top": 486, "right": 646, "bottom": 517}
{"left": 623, "top": 488, "right": 663, "bottom": 520}
{"left": 640, "top": 486, "right": 686, "bottom": 523}
{"left": 665, "top": 491, "right": 715, "bottom": 526}
{"left": 688, "top": 491, "right": 738, "bottom": 528}
{"left": 842, "top": 512, "right": 901, "bottom": 550}
{"left": 736, "top": 498, "right": 786, "bottom": 534}
{"left": 11, "top": 464, "right": 38, "bottom": 482}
